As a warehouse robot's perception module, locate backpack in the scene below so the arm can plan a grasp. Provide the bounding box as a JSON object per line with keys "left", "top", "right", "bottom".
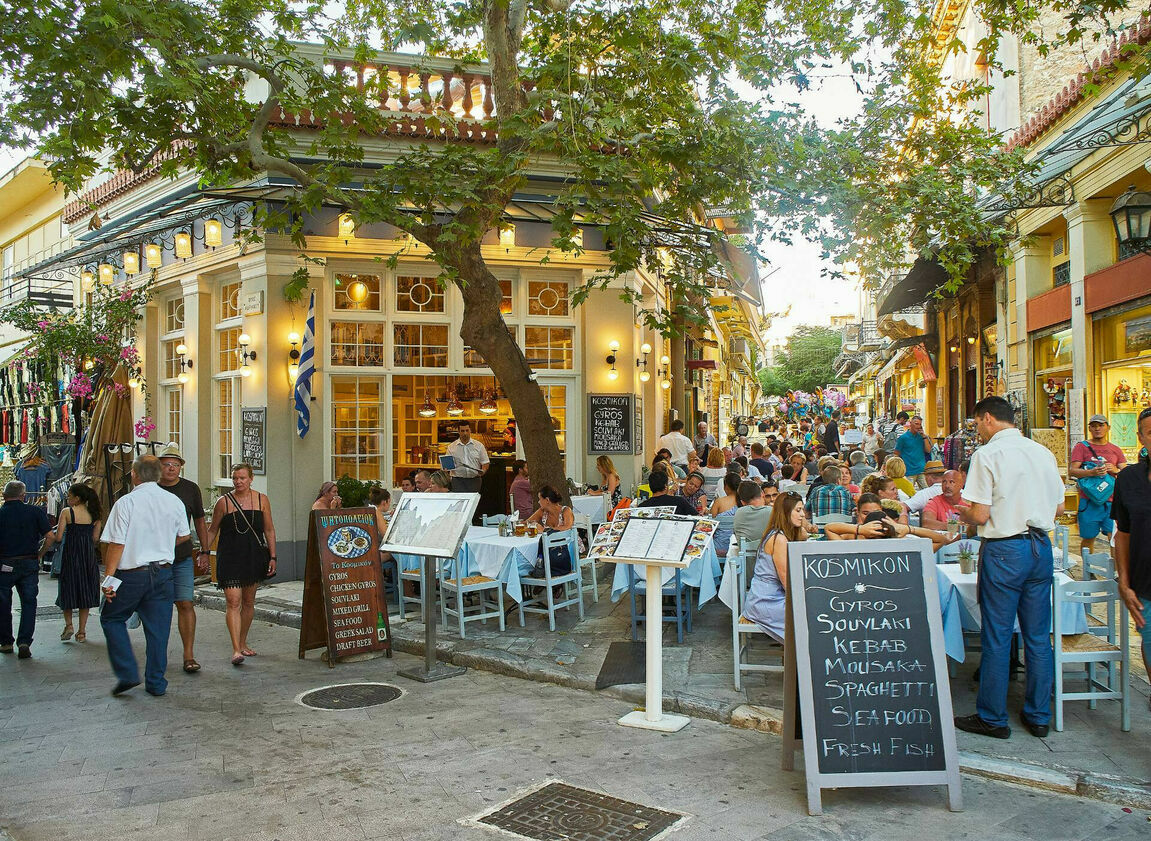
{"left": 882, "top": 423, "right": 903, "bottom": 452}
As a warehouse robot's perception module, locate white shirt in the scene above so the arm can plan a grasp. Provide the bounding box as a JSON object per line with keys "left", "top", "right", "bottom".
{"left": 905, "top": 484, "right": 943, "bottom": 512}
{"left": 962, "top": 427, "right": 1065, "bottom": 539}
{"left": 657, "top": 431, "right": 693, "bottom": 465}
{"left": 101, "top": 481, "right": 191, "bottom": 569}
{"left": 447, "top": 437, "right": 489, "bottom": 478}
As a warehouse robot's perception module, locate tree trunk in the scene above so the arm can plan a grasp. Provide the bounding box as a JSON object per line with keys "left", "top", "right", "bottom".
{"left": 449, "top": 242, "right": 569, "bottom": 505}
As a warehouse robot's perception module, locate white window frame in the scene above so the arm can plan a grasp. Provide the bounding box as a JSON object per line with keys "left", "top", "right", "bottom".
{"left": 213, "top": 281, "right": 244, "bottom": 483}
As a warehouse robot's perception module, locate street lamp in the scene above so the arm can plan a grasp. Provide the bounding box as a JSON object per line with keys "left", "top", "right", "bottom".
{"left": 1109, "top": 185, "right": 1151, "bottom": 253}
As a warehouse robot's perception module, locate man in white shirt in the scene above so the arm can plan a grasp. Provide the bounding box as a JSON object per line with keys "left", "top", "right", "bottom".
{"left": 656, "top": 419, "right": 693, "bottom": 470}
{"left": 100, "top": 456, "right": 191, "bottom": 697}
{"left": 955, "top": 397, "right": 1065, "bottom": 741}
{"left": 446, "top": 422, "right": 489, "bottom": 495}
{"left": 903, "top": 460, "right": 949, "bottom": 512}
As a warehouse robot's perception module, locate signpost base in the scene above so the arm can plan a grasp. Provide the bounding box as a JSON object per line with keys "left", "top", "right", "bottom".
{"left": 398, "top": 555, "right": 465, "bottom": 684}
{"left": 616, "top": 562, "right": 690, "bottom": 733}
{"left": 618, "top": 710, "right": 690, "bottom": 732}
{"left": 397, "top": 663, "right": 468, "bottom": 683}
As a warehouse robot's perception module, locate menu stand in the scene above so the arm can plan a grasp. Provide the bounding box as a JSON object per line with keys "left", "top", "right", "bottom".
{"left": 616, "top": 555, "right": 691, "bottom": 732}
{"left": 397, "top": 555, "right": 466, "bottom": 682}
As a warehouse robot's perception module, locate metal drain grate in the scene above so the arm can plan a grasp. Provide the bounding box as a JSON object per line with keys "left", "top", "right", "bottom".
{"left": 297, "top": 682, "right": 402, "bottom": 710}
{"left": 475, "top": 781, "right": 685, "bottom": 841}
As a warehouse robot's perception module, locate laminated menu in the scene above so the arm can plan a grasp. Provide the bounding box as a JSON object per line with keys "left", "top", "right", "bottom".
{"left": 587, "top": 507, "right": 717, "bottom": 567}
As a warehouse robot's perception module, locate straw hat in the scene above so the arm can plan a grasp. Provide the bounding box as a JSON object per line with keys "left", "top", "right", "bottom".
{"left": 157, "top": 443, "right": 185, "bottom": 463}
{"left": 924, "top": 460, "right": 946, "bottom": 475}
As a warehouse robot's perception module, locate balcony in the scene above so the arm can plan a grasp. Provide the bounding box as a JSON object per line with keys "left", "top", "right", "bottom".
{"left": 0, "top": 276, "right": 75, "bottom": 312}
{"left": 841, "top": 320, "right": 882, "bottom": 352}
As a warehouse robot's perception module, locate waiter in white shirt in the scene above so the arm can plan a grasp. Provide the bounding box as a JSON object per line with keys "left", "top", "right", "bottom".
{"left": 100, "top": 456, "right": 192, "bottom": 697}
{"left": 447, "top": 421, "right": 489, "bottom": 495}
{"left": 954, "top": 397, "right": 1065, "bottom": 741}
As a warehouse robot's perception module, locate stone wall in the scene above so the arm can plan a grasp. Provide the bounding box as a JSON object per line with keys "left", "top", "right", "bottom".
{"left": 1020, "top": 7, "right": 1146, "bottom": 119}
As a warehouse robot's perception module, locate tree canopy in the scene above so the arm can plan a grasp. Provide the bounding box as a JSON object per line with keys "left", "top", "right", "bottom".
{"left": 760, "top": 325, "right": 842, "bottom": 396}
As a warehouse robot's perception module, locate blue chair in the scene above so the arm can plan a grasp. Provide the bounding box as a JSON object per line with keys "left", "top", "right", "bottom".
{"left": 518, "top": 529, "right": 584, "bottom": 631}
{"left": 482, "top": 514, "right": 508, "bottom": 528}
{"left": 380, "top": 554, "right": 402, "bottom": 614}
{"left": 627, "top": 564, "right": 692, "bottom": 645}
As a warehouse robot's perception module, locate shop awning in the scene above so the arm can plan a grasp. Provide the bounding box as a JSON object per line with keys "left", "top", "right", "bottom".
{"left": 877, "top": 256, "right": 949, "bottom": 317}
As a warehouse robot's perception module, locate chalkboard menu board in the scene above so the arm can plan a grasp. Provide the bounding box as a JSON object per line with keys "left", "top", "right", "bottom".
{"left": 588, "top": 394, "right": 633, "bottom": 454}
{"left": 241, "top": 408, "right": 266, "bottom": 475}
{"left": 783, "top": 538, "right": 961, "bottom": 815}
{"left": 298, "top": 508, "right": 392, "bottom": 666}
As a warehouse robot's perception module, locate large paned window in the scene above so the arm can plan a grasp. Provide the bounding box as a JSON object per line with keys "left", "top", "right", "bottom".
{"left": 394, "top": 323, "right": 449, "bottom": 367}
{"left": 527, "top": 278, "right": 570, "bottom": 316}
{"left": 162, "top": 339, "right": 183, "bottom": 380}
{"left": 214, "top": 282, "right": 243, "bottom": 480}
{"left": 166, "top": 298, "right": 185, "bottom": 333}
{"left": 331, "top": 321, "right": 385, "bottom": 367}
{"left": 540, "top": 383, "right": 567, "bottom": 454}
{"left": 396, "top": 275, "right": 445, "bottom": 313}
{"left": 218, "top": 327, "right": 241, "bottom": 372}
{"left": 334, "top": 273, "right": 382, "bottom": 311}
{"left": 524, "top": 326, "right": 574, "bottom": 369}
{"left": 219, "top": 281, "right": 242, "bottom": 321}
{"left": 331, "top": 376, "right": 385, "bottom": 481}
{"left": 165, "top": 388, "right": 182, "bottom": 447}
{"left": 217, "top": 379, "right": 234, "bottom": 478}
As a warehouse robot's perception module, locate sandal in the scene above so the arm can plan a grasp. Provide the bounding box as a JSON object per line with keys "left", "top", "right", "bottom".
{"left": 75, "top": 631, "right": 86, "bottom": 642}
{"left": 61, "top": 625, "right": 74, "bottom": 641}
{"left": 240, "top": 648, "right": 258, "bottom": 657}
{"left": 231, "top": 654, "right": 245, "bottom": 667}
{"left": 183, "top": 659, "right": 201, "bottom": 673}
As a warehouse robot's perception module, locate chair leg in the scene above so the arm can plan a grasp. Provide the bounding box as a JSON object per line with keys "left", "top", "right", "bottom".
{"left": 1121, "top": 654, "right": 1130, "bottom": 732}
{"left": 1054, "top": 661, "right": 1064, "bottom": 732}
{"left": 589, "top": 561, "right": 599, "bottom": 603}
{"left": 1088, "top": 662, "right": 1097, "bottom": 710}
{"left": 630, "top": 585, "right": 640, "bottom": 642}
{"left": 546, "top": 581, "right": 556, "bottom": 632}
{"left": 674, "top": 587, "right": 684, "bottom": 645}
{"left": 457, "top": 587, "right": 466, "bottom": 640}
{"left": 497, "top": 587, "right": 506, "bottom": 632}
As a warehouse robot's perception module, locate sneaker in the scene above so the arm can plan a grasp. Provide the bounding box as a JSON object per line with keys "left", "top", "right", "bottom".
{"left": 1021, "top": 716, "right": 1049, "bottom": 738}
{"left": 111, "top": 680, "right": 140, "bottom": 696}
{"left": 0, "top": 644, "right": 12, "bottom": 653}
{"left": 954, "top": 713, "right": 1010, "bottom": 739}
{"left": 17, "top": 645, "right": 31, "bottom": 659}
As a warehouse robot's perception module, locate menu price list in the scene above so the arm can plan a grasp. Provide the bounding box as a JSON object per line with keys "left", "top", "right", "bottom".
{"left": 800, "top": 550, "right": 946, "bottom": 775}
{"left": 325, "top": 558, "right": 388, "bottom": 656}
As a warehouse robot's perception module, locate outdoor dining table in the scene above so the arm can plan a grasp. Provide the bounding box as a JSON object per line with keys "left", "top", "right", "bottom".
{"left": 935, "top": 562, "right": 1088, "bottom": 663}
{"left": 609, "top": 542, "right": 722, "bottom": 607}
{"left": 392, "top": 526, "right": 541, "bottom": 605}
{"left": 935, "top": 536, "right": 1068, "bottom": 569}
{"left": 570, "top": 493, "right": 609, "bottom": 526}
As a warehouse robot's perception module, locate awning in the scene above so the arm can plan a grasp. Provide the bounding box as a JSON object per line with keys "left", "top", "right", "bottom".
{"left": 878, "top": 256, "right": 949, "bottom": 316}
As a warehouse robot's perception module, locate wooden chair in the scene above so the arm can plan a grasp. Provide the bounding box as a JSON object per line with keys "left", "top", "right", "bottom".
{"left": 627, "top": 564, "right": 691, "bottom": 645}
{"left": 731, "top": 538, "right": 783, "bottom": 690}
{"left": 1052, "top": 576, "right": 1130, "bottom": 732}
{"left": 518, "top": 529, "right": 584, "bottom": 631}
{"left": 573, "top": 512, "right": 599, "bottom": 603}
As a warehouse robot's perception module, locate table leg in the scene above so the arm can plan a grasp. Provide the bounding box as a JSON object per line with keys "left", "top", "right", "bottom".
{"left": 398, "top": 555, "right": 466, "bottom": 683}
{"left": 618, "top": 563, "right": 690, "bottom": 732}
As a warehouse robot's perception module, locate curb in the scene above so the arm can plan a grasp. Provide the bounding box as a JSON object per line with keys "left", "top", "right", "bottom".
{"left": 194, "top": 592, "right": 1151, "bottom": 809}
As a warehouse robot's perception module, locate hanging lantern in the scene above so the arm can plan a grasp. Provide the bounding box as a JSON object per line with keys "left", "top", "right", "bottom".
{"left": 98, "top": 263, "right": 115, "bottom": 285}
{"left": 145, "top": 243, "right": 162, "bottom": 268}
{"left": 446, "top": 396, "right": 465, "bottom": 416}
{"left": 338, "top": 213, "right": 356, "bottom": 242}
{"left": 347, "top": 278, "right": 369, "bottom": 303}
{"left": 479, "top": 394, "right": 498, "bottom": 415}
{"left": 80, "top": 270, "right": 95, "bottom": 293}
{"left": 418, "top": 396, "right": 437, "bottom": 417}
{"left": 123, "top": 251, "right": 140, "bottom": 275}
{"left": 175, "top": 232, "right": 192, "bottom": 259}
{"left": 499, "top": 224, "right": 516, "bottom": 250}
{"left": 204, "top": 218, "right": 223, "bottom": 248}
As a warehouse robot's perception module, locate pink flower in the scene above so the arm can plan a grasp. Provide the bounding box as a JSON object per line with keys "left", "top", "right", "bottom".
{"left": 112, "top": 382, "right": 128, "bottom": 398}
{"left": 134, "top": 415, "right": 157, "bottom": 440}
{"left": 119, "top": 289, "right": 133, "bottom": 302}
{"left": 36, "top": 320, "right": 50, "bottom": 329}
{"left": 95, "top": 334, "right": 110, "bottom": 344}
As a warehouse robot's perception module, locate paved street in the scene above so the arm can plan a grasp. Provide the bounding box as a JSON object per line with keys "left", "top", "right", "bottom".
{"left": 2, "top": 606, "right": 1149, "bottom": 841}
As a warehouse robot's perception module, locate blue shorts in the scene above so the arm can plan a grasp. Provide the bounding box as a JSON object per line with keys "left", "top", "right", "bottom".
{"left": 172, "top": 557, "right": 195, "bottom": 602}
{"left": 1077, "top": 497, "right": 1113, "bottom": 540}
{"left": 1140, "top": 599, "right": 1151, "bottom": 648}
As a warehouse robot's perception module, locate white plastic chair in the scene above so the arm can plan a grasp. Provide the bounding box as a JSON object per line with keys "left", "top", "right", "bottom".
{"left": 518, "top": 529, "right": 584, "bottom": 631}
{"left": 1052, "top": 576, "right": 1130, "bottom": 732}
{"left": 732, "top": 537, "right": 783, "bottom": 690}
{"left": 573, "top": 512, "right": 598, "bottom": 603}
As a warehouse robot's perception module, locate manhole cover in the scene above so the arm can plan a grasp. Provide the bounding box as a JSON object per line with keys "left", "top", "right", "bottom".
{"left": 296, "top": 682, "right": 402, "bottom": 710}
{"left": 473, "top": 781, "right": 686, "bottom": 841}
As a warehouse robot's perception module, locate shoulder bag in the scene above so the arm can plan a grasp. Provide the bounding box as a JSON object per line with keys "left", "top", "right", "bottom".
{"left": 1075, "top": 442, "right": 1116, "bottom": 505}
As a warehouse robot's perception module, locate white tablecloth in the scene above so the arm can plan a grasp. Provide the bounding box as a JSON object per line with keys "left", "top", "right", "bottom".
{"left": 571, "top": 494, "right": 609, "bottom": 526}
{"left": 936, "top": 563, "right": 1088, "bottom": 662}
{"left": 394, "top": 526, "right": 540, "bottom": 604}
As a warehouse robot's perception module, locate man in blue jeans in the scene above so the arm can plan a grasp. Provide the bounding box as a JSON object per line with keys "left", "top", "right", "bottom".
{"left": 0, "top": 480, "right": 52, "bottom": 659}
{"left": 957, "top": 396, "right": 1066, "bottom": 739}
{"left": 100, "top": 456, "right": 191, "bottom": 697}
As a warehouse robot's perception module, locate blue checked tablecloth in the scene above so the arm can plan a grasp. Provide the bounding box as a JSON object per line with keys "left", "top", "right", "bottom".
{"left": 609, "top": 543, "right": 722, "bottom": 607}
{"left": 936, "top": 563, "right": 1088, "bottom": 663}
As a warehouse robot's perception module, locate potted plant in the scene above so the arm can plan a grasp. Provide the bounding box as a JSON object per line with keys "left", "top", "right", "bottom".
{"left": 957, "top": 540, "right": 977, "bottom": 575}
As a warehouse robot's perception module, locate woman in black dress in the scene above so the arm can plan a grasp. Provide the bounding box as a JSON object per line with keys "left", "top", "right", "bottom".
{"left": 41, "top": 484, "right": 102, "bottom": 642}
{"left": 205, "top": 463, "right": 277, "bottom": 666}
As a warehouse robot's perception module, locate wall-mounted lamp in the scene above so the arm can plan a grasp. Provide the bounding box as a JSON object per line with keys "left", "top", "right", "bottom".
{"left": 80, "top": 269, "right": 95, "bottom": 293}
{"left": 145, "top": 243, "right": 162, "bottom": 269}
{"left": 175, "top": 343, "right": 193, "bottom": 384}
{"left": 127, "top": 364, "right": 143, "bottom": 390}
{"left": 98, "top": 263, "right": 115, "bottom": 285}
{"left": 499, "top": 223, "right": 516, "bottom": 252}
{"left": 237, "top": 332, "right": 256, "bottom": 377}
{"left": 964, "top": 316, "right": 978, "bottom": 345}
{"left": 339, "top": 213, "right": 356, "bottom": 244}
{"left": 637, "top": 341, "right": 652, "bottom": 383}
{"left": 204, "top": 219, "right": 223, "bottom": 249}
{"left": 123, "top": 251, "right": 140, "bottom": 275}
{"left": 658, "top": 354, "right": 672, "bottom": 390}
{"left": 287, "top": 331, "right": 301, "bottom": 384}
{"left": 606, "top": 339, "right": 620, "bottom": 381}
{"left": 175, "top": 231, "right": 192, "bottom": 259}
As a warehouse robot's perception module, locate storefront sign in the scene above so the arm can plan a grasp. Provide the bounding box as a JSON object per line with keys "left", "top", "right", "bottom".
{"left": 634, "top": 395, "right": 644, "bottom": 456}
{"left": 982, "top": 358, "right": 999, "bottom": 398}
{"left": 781, "top": 538, "right": 961, "bottom": 815}
{"left": 242, "top": 290, "right": 264, "bottom": 316}
{"left": 241, "top": 408, "right": 266, "bottom": 475}
{"left": 912, "top": 343, "right": 937, "bottom": 382}
{"left": 298, "top": 508, "right": 392, "bottom": 666}
{"left": 588, "top": 394, "right": 633, "bottom": 454}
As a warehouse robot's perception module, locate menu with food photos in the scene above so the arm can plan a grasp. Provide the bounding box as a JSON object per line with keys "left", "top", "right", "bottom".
{"left": 588, "top": 507, "right": 717, "bottom": 566}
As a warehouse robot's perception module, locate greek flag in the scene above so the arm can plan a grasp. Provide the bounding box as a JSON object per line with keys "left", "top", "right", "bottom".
{"left": 294, "top": 290, "right": 315, "bottom": 438}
